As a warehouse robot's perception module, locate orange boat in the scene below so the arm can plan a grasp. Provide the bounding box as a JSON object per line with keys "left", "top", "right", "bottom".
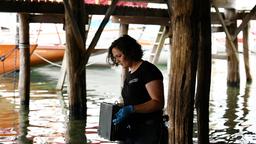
{"left": 0, "top": 44, "right": 65, "bottom": 75}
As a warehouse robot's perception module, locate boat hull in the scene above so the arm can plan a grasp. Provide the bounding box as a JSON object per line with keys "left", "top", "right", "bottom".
{"left": 0, "top": 44, "right": 64, "bottom": 75}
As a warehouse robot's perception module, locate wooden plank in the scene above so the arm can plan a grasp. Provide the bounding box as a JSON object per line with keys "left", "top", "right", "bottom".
{"left": 232, "top": 5, "right": 256, "bottom": 41}
{"left": 111, "top": 16, "right": 170, "bottom": 25}
{"left": 0, "top": 1, "right": 64, "bottom": 13}
{"left": 29, "top": 14, "right": 64, "bottom": 23}
{"left": 0, "top": 1, "right": 168, "bottom": 17}
{"left": 211, "top": 26, "right": 224, "bottom": 32}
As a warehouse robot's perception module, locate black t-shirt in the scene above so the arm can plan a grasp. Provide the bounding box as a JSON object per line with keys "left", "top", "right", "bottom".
{"left": 122, "top": 60, "right": 163, "bottom": 123}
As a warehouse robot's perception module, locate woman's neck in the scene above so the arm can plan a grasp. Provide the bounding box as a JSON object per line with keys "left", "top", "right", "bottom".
{"left": 130, "top": 60, "right": 143, "bottom": 73}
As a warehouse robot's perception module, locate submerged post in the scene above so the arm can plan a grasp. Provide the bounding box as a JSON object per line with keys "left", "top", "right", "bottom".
{"left": 167, "top": 0, "right": 199, "bottom": 143}
{"left": 243, "top": 23, "right": 252, "bottom": 83}
{"left": 64, "top": 0, "right": 86, "bottom": 119}
{"left": 225, "top": 9, "right": 240, "bottom": 86}
{"left": 18, "top": 13, "right": 30, "bottom": 108}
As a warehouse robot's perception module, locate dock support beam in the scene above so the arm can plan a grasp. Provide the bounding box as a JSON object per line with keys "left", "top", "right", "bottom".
{"left": 225, "top": 9, "right": 240, "bottom": 86}
{"left": 64, "top": 0, "right": 87, "bottom": 120}
{"left": 243, "top": 23, "right": 252, "bottom": 83}
{"left": 18, "top": 13, "right": 30, "bottom": 108}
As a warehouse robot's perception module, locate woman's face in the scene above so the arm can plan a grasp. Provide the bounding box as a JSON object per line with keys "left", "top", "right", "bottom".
{"left": 112, "top": 47, "right": 131, "bottom": 68}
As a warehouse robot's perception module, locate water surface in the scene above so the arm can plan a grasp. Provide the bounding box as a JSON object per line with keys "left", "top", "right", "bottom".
{"left": 0, "top": 54, "right": 256, "bottom": 143}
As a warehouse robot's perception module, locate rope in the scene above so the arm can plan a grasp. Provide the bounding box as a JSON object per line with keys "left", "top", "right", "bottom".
{"left": 0, "top": 45, "right": 18, "bottom": 74}
{"left": 55, "top": 24, "right": 62, "bottom": 44}
{"left": 34, "top": 23, "right": 42, "bottom": 44}
{"left": 0, "top": 45, "right": 18, "bottom": 61}
{"left": 33, "top": 51, "right": 62, "bottom": 67}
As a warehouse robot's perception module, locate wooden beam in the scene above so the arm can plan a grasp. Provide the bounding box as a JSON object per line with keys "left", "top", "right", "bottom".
{"left": 0, "top": 1, "right": 168, "bottom": 18}
{"left": 232, "top": 5, "right": 256, "bottom": 40}
{"left": 211, "top": 26, "right": 224, "bottom": 32}
{"left": 112, "top": 16, "right": 170, "bottom": 25}
{"left": 213, "top": 5, "right": 239, "bottom": 63}
{"left": 29, "top": 14, "right": 64, "bottom": 23}
{"left": 85, "top": 0, "right": 119, "bottom": 64}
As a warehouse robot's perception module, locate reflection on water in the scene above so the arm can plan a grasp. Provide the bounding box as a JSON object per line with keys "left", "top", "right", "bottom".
{"left": 0, "top": 55, "right": 256, "bottom": 143}
{"left": 0, "top": 65, "right": 120, "bottom": 143}
{"left": 209, "top": 54, "right": 256, "bottom": 144}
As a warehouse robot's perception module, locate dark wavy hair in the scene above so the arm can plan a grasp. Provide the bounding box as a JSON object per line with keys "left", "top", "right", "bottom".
{"left": 107, "top": 35, "right": 143, "bottom": 66}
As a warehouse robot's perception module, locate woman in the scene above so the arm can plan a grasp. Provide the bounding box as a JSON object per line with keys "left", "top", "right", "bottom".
{"left": 107, "top": 35, "right": 166, "bottom": 144}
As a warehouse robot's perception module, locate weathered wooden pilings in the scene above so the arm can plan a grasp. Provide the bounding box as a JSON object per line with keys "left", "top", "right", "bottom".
{"left": 64, "top": 0, "right": 86, "bottom": 121}
{"left": 18, "top": 13, "right": 30, "bottom": 108}
{"left": 243, "top": 24, "right": 252, "bottom": 83}
{"left": 167, "top": 0, "right": 200, "bottom": 143}
{"left": 225, "top": 9, "right": 240, "bottom": 87}
{"left": 195, "top": 0, "right": 212, "bottom": 143}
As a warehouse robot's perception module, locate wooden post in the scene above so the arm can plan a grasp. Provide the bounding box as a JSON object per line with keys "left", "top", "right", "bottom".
{"left": 167, "top": 0, "right": 199, "bottom": 143}
{"left": 64, "top": 0, "right": 86, "bottom": 120}
{"left": 195, "top": 0, "right": 212, "bottom": 143}
{"left": 225, "top": 9, "right": 240, "bottom": 87}
{"left": 66, "top": 119, "right": 86, "bottom": 143}
{"left": 18, "top": 13, "right": 30, "bottom": 108}
{"left": 243, "top": 23, "right": 252, "bottom": 83}
{"left": 213, "top": 5, "right": 239, "bottom": 63}
{"left": 17, "top": 105, "right": 30, "bottom": 143}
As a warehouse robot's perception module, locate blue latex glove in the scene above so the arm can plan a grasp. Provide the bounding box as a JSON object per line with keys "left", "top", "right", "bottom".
{"left": 113, "top": 105, "right": 134, "bottom": 125}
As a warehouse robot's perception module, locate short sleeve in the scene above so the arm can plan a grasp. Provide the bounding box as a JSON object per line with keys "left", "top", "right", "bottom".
{"left": 142, "top": 61, "right": 163, "bottom": 84}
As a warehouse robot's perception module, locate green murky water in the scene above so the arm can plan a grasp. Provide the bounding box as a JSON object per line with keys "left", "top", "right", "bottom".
{"left": 0, "top": 54, "right": 256, "bottom": 143}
